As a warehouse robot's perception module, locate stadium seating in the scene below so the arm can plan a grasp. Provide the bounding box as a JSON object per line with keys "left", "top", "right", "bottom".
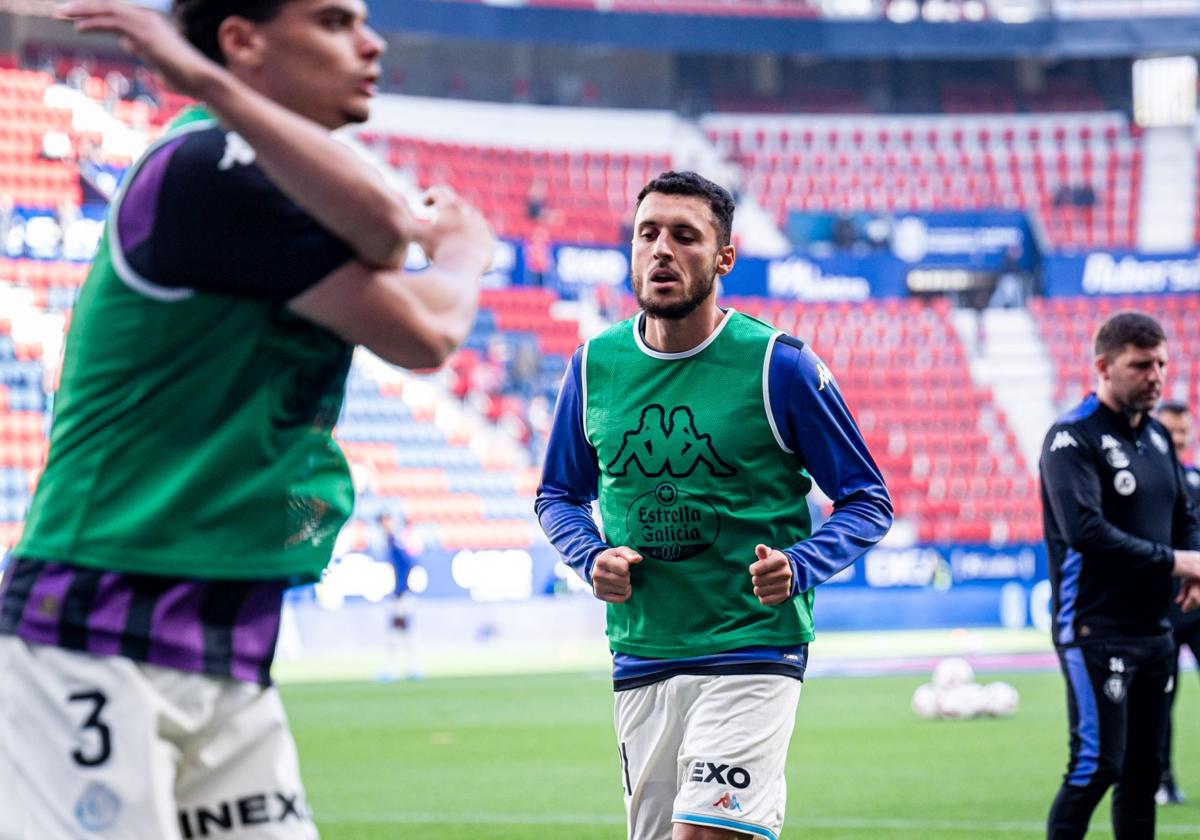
{"left": 507, "top": 0, "right": 822, "bottom": 17}
{"left": 0, "top": 256, "right": 576, "bottom": 557}
{"left": 358, "top": 132, "right": 671, "bottom": 244}
{"left": 1030, "top": 294, "right": 1200, "bottom": 420}
{"left": 0, "top": 68, "right": 81, "bottom": 208}
{"left": 615, "top": 293, "right": 1044, "bottom": 544}
{"left": 0, "top": 312, "right": 47, "bottom": 551}
{"left": 703, "top": 113, "right": 1141, "bottom": 250}
{"left": 2, "top": 61, "right": 1192, "bottom": 559}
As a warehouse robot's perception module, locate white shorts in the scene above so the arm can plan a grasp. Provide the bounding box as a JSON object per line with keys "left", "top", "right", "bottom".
{"left": 0, "top": 636, "right": 317, "bottom": 840}
{"left": 614, "top": 673, "right": 802, "bottom": 840}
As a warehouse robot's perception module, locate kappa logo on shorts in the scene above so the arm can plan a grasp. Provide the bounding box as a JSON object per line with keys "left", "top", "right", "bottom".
{"left": 689, "top": 761, "right": 752, "bottom": 790}
{"left": 178, "top": 791, "right": 309, "bottom": 839}
{"left": 75, "top": 781, "right": 121, "bottom": 832}
{"left": 713, "top": 791, "right": 743, "bottom": 812}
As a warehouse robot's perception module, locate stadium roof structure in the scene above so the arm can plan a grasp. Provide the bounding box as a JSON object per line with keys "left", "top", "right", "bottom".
{"left": 378, "top": 0, "right": 1200, "bottom": 58}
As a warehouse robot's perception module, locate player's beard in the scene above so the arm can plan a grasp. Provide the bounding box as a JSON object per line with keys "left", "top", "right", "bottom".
{"left": 1114, "top": 379, "right": 1160, "bottom": 415}
{"left": 632, "top": 268, "right": 716, "bottom": 321}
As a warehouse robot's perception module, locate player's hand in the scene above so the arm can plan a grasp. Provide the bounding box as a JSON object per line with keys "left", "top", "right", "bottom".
{"left": 56, "top": 1, "right": 218, "bottom": 98}
{"left": 750, "top": 544, "right": 793, "bottom": 606}
{"left": 1173, "top": 550, "right": 1200, "bottom": 580}
{"left": 410, "top": 187, "right": 494, "bottom": 274}
{"left": 591, "top": 547, "right": 642, "bottom": 604}
{"left": 1178, "top": 579, "right": 1200, "bottom": 613}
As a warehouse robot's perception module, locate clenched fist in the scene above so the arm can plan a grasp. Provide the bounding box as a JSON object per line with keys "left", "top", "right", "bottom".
{"left": 591, "top": 547, "right": 642, "bottom": 604}
{"left": 750, "top": 544, "right": 793, "bottom": 606}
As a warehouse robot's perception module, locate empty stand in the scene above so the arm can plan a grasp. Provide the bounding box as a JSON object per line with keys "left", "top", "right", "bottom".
{"left": 520, "top": 0, "right": 821, "bottom": 16}
{"left": 703, "top": 113, "right": 1141, "bottom": 251}
{"left": 357, "top": 132, "right": 671, "bottom": 244}
{"left": 617, "top": 292, "right": 1043, "bottom": 544}
{"left": 0, "top": 68, "right": 81, "bottom": 208}
{"left": 1030, "top": 294, "right": 1200, "bottom": 424}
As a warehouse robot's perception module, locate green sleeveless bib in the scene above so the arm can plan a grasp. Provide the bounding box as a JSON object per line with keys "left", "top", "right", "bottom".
{"left": 16, "top": 108, "right": 353, "bottom": 582}
{"left": 584, "top": 310, "right": 815, "bottom": 657}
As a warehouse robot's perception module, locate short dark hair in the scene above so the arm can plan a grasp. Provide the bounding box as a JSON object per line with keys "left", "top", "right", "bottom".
{"left": 173, "top": 0, "right": 293, "bottom": 65}
{"left": 636, "top": 171, "right": 735, "bottom": 248}
{"left": 1093, "top": 310, "right": 1166, "bottom": 359}
{"left": 1157, "top": 401, "right": 1191, "bottom": 416}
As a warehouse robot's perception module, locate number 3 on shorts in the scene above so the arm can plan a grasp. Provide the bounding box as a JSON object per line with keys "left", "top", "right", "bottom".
{"left": 68, "top": 690, "right": 113, "bottom": 767}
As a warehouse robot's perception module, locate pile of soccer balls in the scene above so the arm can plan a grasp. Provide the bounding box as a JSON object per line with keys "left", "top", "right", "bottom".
{"left": 910, "top": 657, "right": 1019, "bottom": 720}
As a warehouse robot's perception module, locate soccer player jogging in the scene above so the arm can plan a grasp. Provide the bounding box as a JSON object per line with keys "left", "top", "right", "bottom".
{"left": 1040, "top": 312, "right": 1200, "bottom": 840}
{"left": 535, "top": 171, "right": 892, "bottom": 840}
{"left": 1153, "top": 401, "right": 1200, "bottom": 805}
{"left": 0, "top": 2, "right": 493, "bottom": 838}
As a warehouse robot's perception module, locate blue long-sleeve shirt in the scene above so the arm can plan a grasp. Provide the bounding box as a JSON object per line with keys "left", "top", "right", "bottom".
{"left": 535, "top": 325, "right": 892, "bottom": 688}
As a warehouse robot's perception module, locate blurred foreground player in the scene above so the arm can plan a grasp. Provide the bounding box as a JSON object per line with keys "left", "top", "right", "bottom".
{"left": 536, "top": 171, "right": 892, "bottom": 840}
{"left": 1154, "top": 401, "right": 1200, "bottom": 805}
{"left": 1040, "top": 312, "right": 1200, "bottom": 840}
{"left": 0, "top": 1, "right": 493, "bottom": 838}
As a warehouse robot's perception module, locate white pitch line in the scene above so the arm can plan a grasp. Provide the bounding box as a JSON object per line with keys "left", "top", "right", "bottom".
{"left": 317, "top": 812, "right": 624, "bottom": 826}
{"left": 314, "top": 812, "right": 1200, "bottom": 835}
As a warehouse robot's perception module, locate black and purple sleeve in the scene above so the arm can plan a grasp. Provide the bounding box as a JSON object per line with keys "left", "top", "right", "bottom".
{"left": 115, "top": 127, "right": 354, "bottom": 303}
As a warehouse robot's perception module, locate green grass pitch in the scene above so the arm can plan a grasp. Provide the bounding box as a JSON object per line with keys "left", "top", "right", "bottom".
{"left": 283, "top": 670, "right": 1200, "bottom": 839}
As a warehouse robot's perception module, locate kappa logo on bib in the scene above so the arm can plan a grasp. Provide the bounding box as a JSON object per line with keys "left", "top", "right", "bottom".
{"left": 608, "top": 405, "right": 736, "bottom": 479}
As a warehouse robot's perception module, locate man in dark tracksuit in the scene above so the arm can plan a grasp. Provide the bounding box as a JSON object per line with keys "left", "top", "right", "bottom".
{"left": 1155, "top": 401, "right": 1200, "bottom": 804}
{"left": 1041, "top": 312, "right": 1200, "bottom": 840}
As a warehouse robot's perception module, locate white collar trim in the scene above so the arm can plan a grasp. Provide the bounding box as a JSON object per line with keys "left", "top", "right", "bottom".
{"left": 632, "top": 308, "right": 736, "bottom": 360}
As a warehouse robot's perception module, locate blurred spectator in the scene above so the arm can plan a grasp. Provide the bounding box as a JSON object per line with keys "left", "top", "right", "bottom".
{"left": 473, "top": 338, "right": 507, "bottom": 422}
{"left": 374, "top": 513, "right": 422, "bottom": 682}
{"left": 832, "top": 213, "right": 858, "bottom": 249}
{"left": 525, "top": 223, "right": 552, "bottom": 286}
{"left": 526, "top": 179, "right": 547, "bottom": 222}
{"left": 989, "top": 244, "right": 1029, "bottom": 309}
{"left": 448, "top": 350, "right": 476, "bottom": 402}
{"left": 128, "top": 67, "right": 160, "bottom": 107}
{"left": 509, "top": 341, "right": 540, "bottom": 398}
{"left": 36, "top": 54, "right": 60, "bottom": 82}
{"left": 65, "top": 59, "right": 91, "bottom": 92}
{"left": 1052, "top": 184, "right": 1096, "bottom": 208}
{"left": 103, "top": 69, "right": 130, "bottom": 108}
